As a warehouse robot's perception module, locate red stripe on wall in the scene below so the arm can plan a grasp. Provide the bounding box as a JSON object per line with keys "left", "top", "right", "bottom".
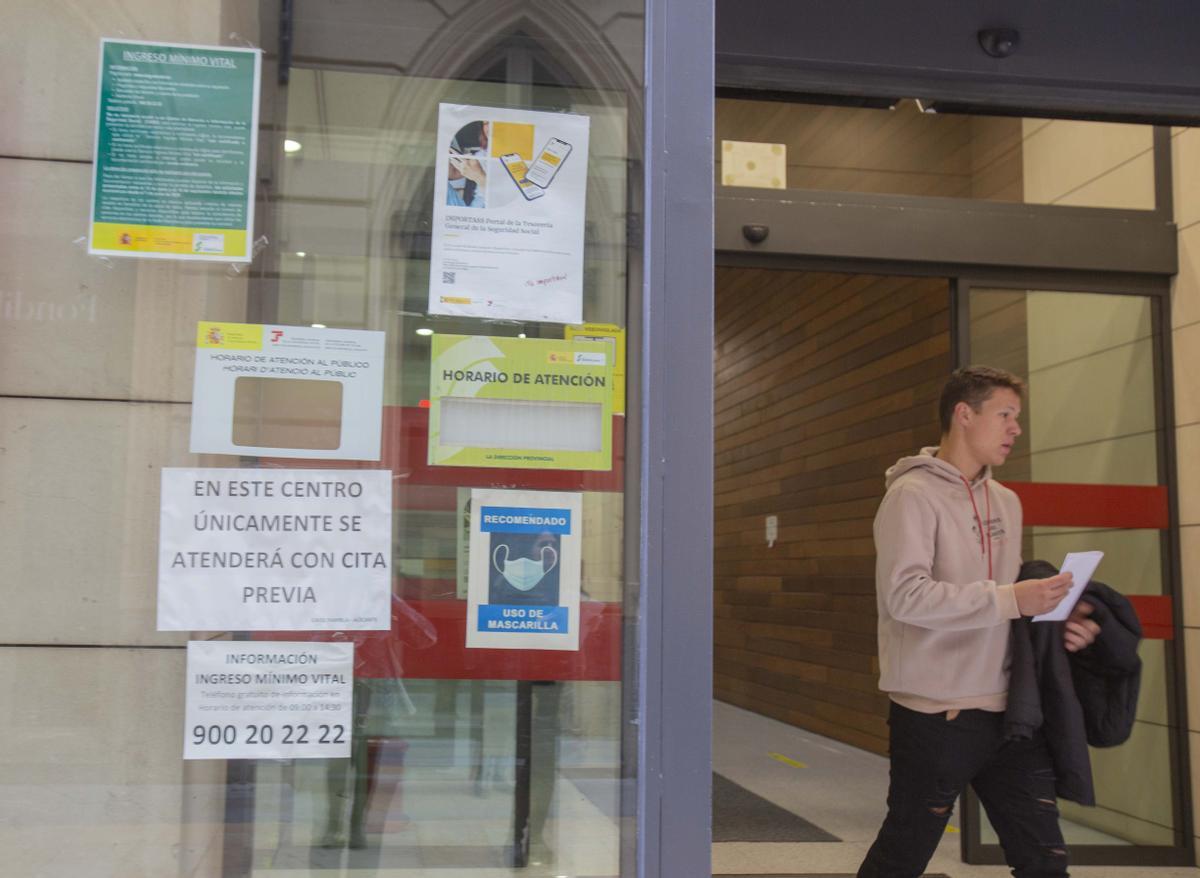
{"left": 257, "top": 598, "right": 623, "bottom": 681}
{"left": 1005, "top": 481, "right": 1169, "bottom": 530}
{"left": 1127, "top": 594, "right": 1175, "bottom": 640}
{"left": 253, "top": 405, "right": 626, "bottom": 681}
{"left": 396, "top": 599, "right": 622, "bottom": 681}
{"left": 1005, "top": 481, "right": 1174, "bottom": 638}
{"left": 261, "top": 406, "right": 625, "bottom": 494}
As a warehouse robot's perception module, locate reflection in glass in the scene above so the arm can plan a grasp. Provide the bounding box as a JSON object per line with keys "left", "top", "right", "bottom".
{"left": 717, "top": 97, "right": 1157, "bottom": 210}
{"left": 247, "top": 2, "right": 643, "bottom": 875}
{"left": 0, "top": 0, "right": 652, "bottom": 874}
{"left": 969, "top": 287, "right": 1176, "bottom": 850}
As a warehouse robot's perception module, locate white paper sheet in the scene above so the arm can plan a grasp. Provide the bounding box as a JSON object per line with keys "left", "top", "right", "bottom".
{"left": 184, "top": 641, "right": 353, "bottom": 760}
{"left": 428, "top": 103, "right": 590, "bottom": 324}
{"left": 157, "top": 468, "right": 392, "bottom": 631}
{"left": 1032, "top": 550, "right": 1104, "bottom": 622}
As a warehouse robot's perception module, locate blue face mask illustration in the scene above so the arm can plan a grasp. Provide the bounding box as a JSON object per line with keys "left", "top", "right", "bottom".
{"left": 493, "top": 544, "right": 558, "bottom": 592}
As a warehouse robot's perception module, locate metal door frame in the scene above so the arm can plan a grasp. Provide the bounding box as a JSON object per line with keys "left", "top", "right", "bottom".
{"left": 953, "top": 273, "right": 1191, "bottom": 867}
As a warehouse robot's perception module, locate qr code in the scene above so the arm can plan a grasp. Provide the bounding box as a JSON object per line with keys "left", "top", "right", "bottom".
{"left": 442, "top": 271, "right": 456, "bottom": 284}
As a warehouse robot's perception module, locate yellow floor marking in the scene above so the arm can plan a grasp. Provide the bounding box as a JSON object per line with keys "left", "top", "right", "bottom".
{"left": 945, "top": 825, "right": 960, "bottom": 834}
{"left": 767, "top": 751, "right": 807, "bottom": 769}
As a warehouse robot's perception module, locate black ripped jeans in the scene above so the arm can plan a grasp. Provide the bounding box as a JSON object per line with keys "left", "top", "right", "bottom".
{"left": 858, "top": 702, "right": 1069, "bottom": 878}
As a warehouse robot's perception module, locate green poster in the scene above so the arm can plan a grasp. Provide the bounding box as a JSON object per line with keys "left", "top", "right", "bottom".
{"left": 89, "top": 39, "right": 261, "bottom": 261}
{"left": 428, "top": 335, "right": 614, "bottom": 471}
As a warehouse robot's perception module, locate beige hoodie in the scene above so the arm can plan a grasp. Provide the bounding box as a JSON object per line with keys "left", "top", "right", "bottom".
{"left": 874, "top": 447, "right": 1023, "bottom": 713}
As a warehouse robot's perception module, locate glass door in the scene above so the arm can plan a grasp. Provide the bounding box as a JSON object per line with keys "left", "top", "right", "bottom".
{"left": 238, "top": 5, "right": 645, "bottom": 874}
{"left": 962, "top": 282, "right": 1189, "bottom": 865}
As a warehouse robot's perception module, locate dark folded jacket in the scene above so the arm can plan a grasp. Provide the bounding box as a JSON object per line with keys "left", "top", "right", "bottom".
{"left": 1004, "top": 560, "right": 1143, "bottom": 806}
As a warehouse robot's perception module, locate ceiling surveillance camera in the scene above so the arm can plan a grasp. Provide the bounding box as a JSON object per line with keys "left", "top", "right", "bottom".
{"left": 742, "top": 224, "right": 769, "bottom": 244}
{"left": 978, "top": 27, "right": 1020, "bottom": 59}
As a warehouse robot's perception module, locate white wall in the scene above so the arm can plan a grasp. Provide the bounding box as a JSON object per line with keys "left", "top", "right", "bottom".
{"left": 1022, "top": 120, "right": 1178, "bottom": 845}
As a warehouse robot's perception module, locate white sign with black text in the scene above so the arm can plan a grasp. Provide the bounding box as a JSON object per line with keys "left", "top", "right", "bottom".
{"left": 189, "top": 322, "right": 385, "bottom": 461}
{"left": 184, "top": 641, "right": 353, "bottom": 760}
{"left": 158, "top": 468, "right": 392, "bottom": 631}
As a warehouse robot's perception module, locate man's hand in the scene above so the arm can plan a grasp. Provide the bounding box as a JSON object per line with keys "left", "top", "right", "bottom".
{"left": 1014, "top": 572, "right": 1073, "bottom": 616}
{"left": 1064, "top": 601, "right": 1101, "bottom": 652}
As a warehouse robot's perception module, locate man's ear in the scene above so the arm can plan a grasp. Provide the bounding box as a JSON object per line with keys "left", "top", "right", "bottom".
{"left": 954, "top": 400, "right": 974, "bottom": 427}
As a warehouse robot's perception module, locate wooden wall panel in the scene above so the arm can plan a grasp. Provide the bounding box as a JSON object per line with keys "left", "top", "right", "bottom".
{"left": 713, "top": 268, "right": 952, "bottom": 755}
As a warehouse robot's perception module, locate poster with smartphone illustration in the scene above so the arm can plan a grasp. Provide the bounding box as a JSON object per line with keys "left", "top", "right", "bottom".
{"left": 466, "top": 488, "right": 582, "bottom": 651}
{"left": 429, "top": 103, "right": 590, "bottom": 325}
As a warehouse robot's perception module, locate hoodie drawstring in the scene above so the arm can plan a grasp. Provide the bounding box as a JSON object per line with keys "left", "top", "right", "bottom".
{"left": 959, "top": 475, "right": 993, "bottom": 580}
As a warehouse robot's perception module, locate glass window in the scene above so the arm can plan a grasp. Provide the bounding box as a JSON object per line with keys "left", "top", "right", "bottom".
{"left": 0, "top": 2, "right": 644, "bottom": 875}
{"left": 969, "top": 287, "right": 1179, "bottom": 850}
{"left": 717, "top": 97, "right": 1158, "bottom": 210}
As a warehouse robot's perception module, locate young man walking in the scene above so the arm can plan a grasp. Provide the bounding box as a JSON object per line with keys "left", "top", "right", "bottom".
{"left": 857, "top": 366, "right": 1100, "bottom": 878}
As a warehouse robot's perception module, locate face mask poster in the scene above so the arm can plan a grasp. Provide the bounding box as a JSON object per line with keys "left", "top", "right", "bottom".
{"left": 428, "top": 103, "right": 590, "bottom": 324}
{"left": 466, "top": 490, "right": 582, "bottom": 651}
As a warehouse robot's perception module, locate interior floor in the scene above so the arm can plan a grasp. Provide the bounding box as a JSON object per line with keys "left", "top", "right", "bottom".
{"left": 713, "top": 700, "right": 1199, "bottom": 877}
